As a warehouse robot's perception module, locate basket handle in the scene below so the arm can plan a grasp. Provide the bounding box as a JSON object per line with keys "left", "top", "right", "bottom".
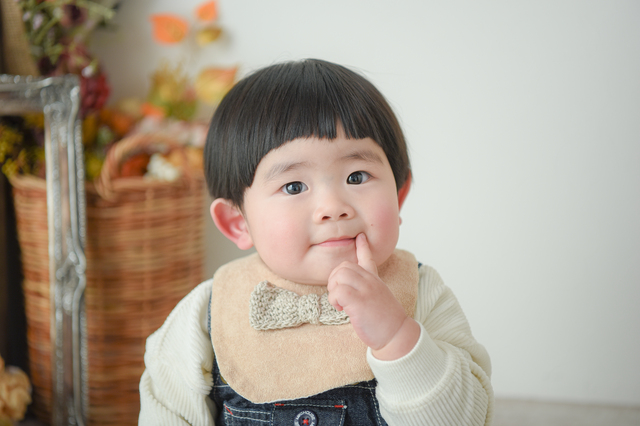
{"left": 94, "top": 132, "right": 193, "bottom": 201}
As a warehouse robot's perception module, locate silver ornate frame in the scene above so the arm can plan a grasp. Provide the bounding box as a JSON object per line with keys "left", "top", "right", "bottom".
{"left": 0, "top": 74, "right": 87, "bottom": 426}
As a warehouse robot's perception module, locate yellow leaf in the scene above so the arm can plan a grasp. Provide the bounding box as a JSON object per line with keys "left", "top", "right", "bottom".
{"left": 196, "top": 25, "right": 222, "bottom": 46}
{"left": 195, "top": 66, "right": 238, "bottom": 104}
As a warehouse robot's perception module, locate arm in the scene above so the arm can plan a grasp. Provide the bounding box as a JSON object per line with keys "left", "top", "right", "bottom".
{"left": 367, "top": 265, "right": 493, "bottom": 426}
{"left": 328, "top": 235, "right": 492, "bottom": 425}
{"left": 139, "top": 280, "right": 217, "bottom": 425}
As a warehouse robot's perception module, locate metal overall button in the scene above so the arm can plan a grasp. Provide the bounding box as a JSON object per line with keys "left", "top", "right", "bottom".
{"left": 294, "top": 409, "right": 318, "bottom": 426}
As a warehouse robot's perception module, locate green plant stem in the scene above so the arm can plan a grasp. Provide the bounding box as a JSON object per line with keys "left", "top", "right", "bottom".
{"left": 34, "top": 15, "right": 61, "bottom": 46}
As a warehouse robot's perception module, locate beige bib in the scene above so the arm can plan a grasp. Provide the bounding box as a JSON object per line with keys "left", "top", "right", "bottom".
{"left": 210, "top": 249, "right": 419, "bottom": 403}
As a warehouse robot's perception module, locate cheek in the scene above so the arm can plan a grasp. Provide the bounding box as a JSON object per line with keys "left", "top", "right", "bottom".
{"left": 371, "top": 207, "right": 400, "bottom": 238}
{"left": 251, "top": 211, "right": 308, "bottom": 281}
{"left": 251, "top": 207, "right": 307, "bottom": 256}
{"left": 366, "top": 187, "right": 400, "bottom": 229}
{"left": 366, "top": 199, "right": 400, "bottom": 258}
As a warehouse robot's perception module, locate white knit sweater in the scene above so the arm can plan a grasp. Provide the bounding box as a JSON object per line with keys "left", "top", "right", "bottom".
{"left": 139, "top": 264, "right": 493, "bottom": 425}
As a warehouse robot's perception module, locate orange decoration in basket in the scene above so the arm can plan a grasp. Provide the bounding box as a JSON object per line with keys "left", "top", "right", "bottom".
{"left": 141, "top": 102, "right": 167, "bottom": 119}
{"left": 196, "top": 1, "right": 218, "bottom": 22}
{"left": 119, "top": 152, "right": 151, "bottom": 178}
{"left": 150, "top": 14, "right": 189, "bottom": 44}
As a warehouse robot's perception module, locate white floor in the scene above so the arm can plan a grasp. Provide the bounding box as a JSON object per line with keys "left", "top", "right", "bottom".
{"left": 494, "top": 399, "right": 640, "bottom": 426}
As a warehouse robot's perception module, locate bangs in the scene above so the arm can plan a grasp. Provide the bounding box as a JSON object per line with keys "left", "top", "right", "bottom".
{"left": 260, "top": 61, "right": 387, "bottom": 144}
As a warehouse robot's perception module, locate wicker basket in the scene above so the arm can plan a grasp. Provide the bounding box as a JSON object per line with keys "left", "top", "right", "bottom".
{"left": 11, "top": 133, "right": 205, "bottom": 425}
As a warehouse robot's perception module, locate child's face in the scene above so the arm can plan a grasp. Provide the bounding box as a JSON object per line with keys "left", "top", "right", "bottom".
{"left": 238, "top": 130, "right": 402, "bottom": 285}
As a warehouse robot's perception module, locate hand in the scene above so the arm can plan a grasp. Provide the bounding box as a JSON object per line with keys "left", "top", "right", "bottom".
{"left": 327, "top": 234, "right": 420, "bottom": 360}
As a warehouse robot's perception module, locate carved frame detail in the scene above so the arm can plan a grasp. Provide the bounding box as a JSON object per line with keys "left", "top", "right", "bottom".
{"left": 0, "top": 74, "right": 87, "bottom": 426}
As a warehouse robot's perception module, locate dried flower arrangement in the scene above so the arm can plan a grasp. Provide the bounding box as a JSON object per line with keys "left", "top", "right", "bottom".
{"left": 0, "top": 0, "right": 237, "bottom": 182}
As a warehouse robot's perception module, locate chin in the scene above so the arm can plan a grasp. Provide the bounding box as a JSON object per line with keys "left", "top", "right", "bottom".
{"left": 294, "top": 272, "right": 332, "bottom": 286}
{"left": 268, "top": 265, "right": 328, "bottom": 286}
{"left": 270, "top": 256, "right": 356, "bottom": 286}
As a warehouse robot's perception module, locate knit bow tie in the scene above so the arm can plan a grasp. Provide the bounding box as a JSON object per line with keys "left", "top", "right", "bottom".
{"left": 249, "top": 281, "right": 350, "bottom": 331}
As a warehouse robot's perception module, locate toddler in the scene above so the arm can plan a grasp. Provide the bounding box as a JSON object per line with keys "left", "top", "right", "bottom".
{"left": 139, "top": 59, "right": 493, "bottom": 425}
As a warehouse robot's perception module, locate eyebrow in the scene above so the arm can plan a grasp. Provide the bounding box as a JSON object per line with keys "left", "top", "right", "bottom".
{"left": 342, "top": 149, "right": 384, "bottom": 165}
{"left": 263, "top": 161, "right": 310, "bottom": 183}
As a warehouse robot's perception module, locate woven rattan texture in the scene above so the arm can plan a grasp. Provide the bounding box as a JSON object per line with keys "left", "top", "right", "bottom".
{"left": 11, "top": 134, "right": 205, "bottom": 425}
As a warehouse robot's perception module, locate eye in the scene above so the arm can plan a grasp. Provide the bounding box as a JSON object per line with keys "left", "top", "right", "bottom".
{"left": 282, "top": 181, "right": 308, "bottom": 195}
{"left": 346, "top": 171, "right": 371, "bottom": 185}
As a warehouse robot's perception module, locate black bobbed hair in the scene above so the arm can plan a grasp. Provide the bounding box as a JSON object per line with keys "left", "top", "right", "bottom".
{"left": 204, "top": 58, "right": 410, "bottom": 208}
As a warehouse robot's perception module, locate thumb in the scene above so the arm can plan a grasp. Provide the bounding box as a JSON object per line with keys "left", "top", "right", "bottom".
{"left": 356, "top": 233, "right": 378, "bottom": 276}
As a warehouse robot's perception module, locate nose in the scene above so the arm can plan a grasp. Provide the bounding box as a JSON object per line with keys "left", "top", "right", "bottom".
{"left": 314, "top": 190, "right": 356, "bottom": 223}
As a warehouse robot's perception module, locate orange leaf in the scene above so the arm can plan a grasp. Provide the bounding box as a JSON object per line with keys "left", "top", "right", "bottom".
{"left": 150, "top": 14, "right": 189, "bottom": 44}
{"left": 141, "top": 102, "right": 167, "bottom": 118}
{"left": 196, "top": 1, "right": 217, "bottom": 22}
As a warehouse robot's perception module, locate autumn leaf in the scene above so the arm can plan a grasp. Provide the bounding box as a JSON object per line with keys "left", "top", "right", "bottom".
{"left": 195, "top": 1, "right": 218, "bottom": 22}
{"left": 195, "top": 66, "right": 238, "bottom": 104}
{"left": 196, "top": 25, "right": 223, "bottom": 46}
{"left": 150, "top": 14, "right": 189, "bottom": 44}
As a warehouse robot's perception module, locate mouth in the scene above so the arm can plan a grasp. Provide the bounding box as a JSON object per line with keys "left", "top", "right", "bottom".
{"left": 316, "top": 237, "right": 356, "bottom": 248}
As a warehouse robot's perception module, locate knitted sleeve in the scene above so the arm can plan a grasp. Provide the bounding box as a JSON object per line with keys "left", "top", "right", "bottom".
{"left": 367, "top": 265, "right": 494, "bottom": 425}
{"left": 139, "top": 280, "right": 216, "bottom": 425}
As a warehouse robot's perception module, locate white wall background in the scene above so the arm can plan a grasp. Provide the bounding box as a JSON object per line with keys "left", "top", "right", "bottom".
{"left": 92, "top": 0, "right": 640, "bottom": 407}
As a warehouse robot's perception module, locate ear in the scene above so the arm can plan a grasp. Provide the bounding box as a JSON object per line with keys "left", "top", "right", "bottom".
{"left": 210, "top": 199, "right": 254, "bottom": 250}
{"left": 397, "top": 171, "right": 412, "bottom": 210}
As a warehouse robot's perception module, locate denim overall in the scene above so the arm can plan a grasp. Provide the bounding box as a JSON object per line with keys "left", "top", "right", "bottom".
{"left": 209, "top": 359, "right": 388, "bottom": 426}
{"left": 207, "top": 295, "right": 389, "bottom": 426}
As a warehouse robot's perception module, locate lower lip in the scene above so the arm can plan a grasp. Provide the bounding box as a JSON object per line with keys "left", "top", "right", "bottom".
{"left": 317, "top": 238, "right": 354, "bottom": 248}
